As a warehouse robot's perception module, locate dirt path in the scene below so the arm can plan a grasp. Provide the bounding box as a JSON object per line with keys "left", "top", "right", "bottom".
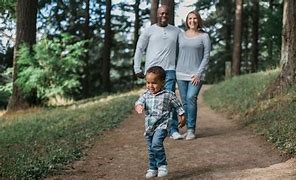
{"left": 47, "top": 86, "right": 296, "bottom": 179}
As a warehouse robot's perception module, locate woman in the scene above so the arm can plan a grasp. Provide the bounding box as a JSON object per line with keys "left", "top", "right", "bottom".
{"left": 176, "top": 10, "right": 211, "bottom": 140}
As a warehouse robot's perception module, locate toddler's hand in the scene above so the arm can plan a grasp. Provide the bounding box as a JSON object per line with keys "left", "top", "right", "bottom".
{"left": 178, "top": 115, "right": 186, "bottom": 128}
{"left": 135, "top": 104, "right": 144, "bottom": 114}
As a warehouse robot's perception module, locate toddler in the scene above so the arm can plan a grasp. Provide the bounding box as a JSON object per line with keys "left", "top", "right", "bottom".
{"left": 135, "top": 66, "right": 186, "bottom": 178}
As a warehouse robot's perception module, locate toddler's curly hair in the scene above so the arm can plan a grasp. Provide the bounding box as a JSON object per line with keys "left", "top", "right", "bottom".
{"left": 146, "top": 66, "right": 166, "bottom": 82}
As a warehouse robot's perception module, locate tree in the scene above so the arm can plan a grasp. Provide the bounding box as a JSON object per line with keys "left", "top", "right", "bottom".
{"left": 267, "top": 0, "right": 296, "bottom": 96}
{"left": 101, "top": 0, "right": 112, "bottom": 92}
{"left": 7, "top": 0, "right": 37, "bottom": 111}
{"left": 231, "top": 0, "right": 243, "bottom": 76}
{"left": 150, "top": 0, "right": 159, "bottom": 25}
{"left": 82, "top": 0, "right": 91, "bottom": 97}
{"left": 250, "top": 0, "right": 259, "bottom": 72}
{"left": 161, "top": 0, "right": 174, "bottom": 25}
{"left": 132, "top": 0, "right": 141, "bottom": 83}
{"left": 133, "top": 0, "right": 141, "bottom": 52}
{"left": 267, "top": 0, "right": 274, "bottom": 64}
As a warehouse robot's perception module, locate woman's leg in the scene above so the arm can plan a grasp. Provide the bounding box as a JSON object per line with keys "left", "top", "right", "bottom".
{"left": 186, "top": 82, "right": 203, "bottom": 132}
{"left": 177, "top": 80, "right": 189, "bottom": 120}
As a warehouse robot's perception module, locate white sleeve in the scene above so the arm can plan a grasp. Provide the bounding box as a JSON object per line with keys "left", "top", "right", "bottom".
{"left": 133, "top": 28, "right": 150, "bottom": 74}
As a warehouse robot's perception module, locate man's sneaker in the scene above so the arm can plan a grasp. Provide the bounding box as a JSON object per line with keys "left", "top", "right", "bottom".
{"left": 145, "top": 169, "right": 157, "bottom": 178}
{"left": 170, "top": 132, "right": 183, "bottom": 140}
{"left": 158, "top": 165, "right": 168, "bottom": 177}
{"left": 185, "top": 129, "right": 196, "bottom": 140}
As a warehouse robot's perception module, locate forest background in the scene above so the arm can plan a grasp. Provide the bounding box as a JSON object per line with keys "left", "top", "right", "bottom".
{"left": 1, "top": 0, "right": 296, "bottom": 179}
{"left": 0, "top": 0, "right": 286, "bottom": 111}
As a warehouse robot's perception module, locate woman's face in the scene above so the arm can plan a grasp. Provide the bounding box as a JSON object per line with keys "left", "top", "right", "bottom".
{"left": 187, "top": 13, "right": 198, "bottom": 30}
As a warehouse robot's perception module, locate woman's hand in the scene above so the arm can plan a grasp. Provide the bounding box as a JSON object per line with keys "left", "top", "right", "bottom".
{"left": 191, "top": 75, "right": 201, "bottom": 86}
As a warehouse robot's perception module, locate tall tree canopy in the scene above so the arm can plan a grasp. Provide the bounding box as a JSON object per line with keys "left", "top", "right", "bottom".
{"left": 0, "top": 0, "right": 287, "bottom": 110}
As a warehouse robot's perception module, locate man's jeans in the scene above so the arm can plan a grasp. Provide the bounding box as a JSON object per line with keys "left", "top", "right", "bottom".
{"left": 164, "top": 70, "right": 179, "bottom": 135}
{"left": 177, "top": 80, "right": 203, "bottom": 132}
{"left": 145, "top": 129, "right": 168, "bottom": 170}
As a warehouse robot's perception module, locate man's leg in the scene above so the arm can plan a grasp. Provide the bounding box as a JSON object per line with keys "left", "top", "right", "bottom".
{"left": 164, "top": 70, "right": 181, "bottom": 139}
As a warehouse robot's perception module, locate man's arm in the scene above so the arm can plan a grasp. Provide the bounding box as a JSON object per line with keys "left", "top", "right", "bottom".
{"left": 133, "top": 28, "right": 150, "bottom": 77}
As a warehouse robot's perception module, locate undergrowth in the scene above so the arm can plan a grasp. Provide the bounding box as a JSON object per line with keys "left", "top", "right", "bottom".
{"left": 0, "top": 90, "right": 140, "bottom": 179}
{"left": 204, "top": 69, "right": 296, "bottom": 157}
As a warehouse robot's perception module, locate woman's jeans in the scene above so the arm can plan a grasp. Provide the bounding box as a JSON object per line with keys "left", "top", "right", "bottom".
{"left": 145, "top": 129, "right": 168, "bottom": 170}
{"left": 177, "top": 80, "right": 203, "bottom": 132}
{"left": 164, "top": 70, "right": 179, "bottom": 135}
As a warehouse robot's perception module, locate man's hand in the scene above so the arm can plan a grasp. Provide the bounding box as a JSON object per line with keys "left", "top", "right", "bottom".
{"left": 135, "top": 72, "right": 145, "bottom": 79}
{"left": 178, "top": 115, "right": 186, "bottom": 128}
{"left": 135, "top": 104, "right": 144, "bottom": 114}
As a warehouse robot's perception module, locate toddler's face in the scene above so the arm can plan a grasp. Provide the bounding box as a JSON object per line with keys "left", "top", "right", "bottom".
{"left": 146, "top": 73, "right": 164, "bottom": 94}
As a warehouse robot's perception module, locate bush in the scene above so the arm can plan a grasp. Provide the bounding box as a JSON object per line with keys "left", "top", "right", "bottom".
{"left": 0, "top": 34, "right": 86, "bottom": 104}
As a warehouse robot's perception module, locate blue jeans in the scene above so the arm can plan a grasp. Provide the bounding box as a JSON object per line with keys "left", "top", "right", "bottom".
{"left": 164, "top": 70, "right": 179, "bottom": 135}
{"left": 177, "top": 80, "right": 203, "bottom": 132}
{"left": 145, "top": 129, "right": 168, "bottom": 170}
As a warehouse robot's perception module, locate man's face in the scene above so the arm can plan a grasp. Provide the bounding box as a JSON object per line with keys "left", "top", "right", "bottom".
{"left": 157, "top": 6, "right": 169, "bottom": 27}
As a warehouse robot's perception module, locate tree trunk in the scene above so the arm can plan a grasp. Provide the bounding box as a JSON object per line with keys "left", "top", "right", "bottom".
{"left": 279, "top": 0, "right": 296, "bottom": 82}
{"left": 267, "top": 0, "right": 274, "bottom": 63}
{"left": 82, "top": 0, "right": 91, "bottom": 97}
{"left": 243, "top": 14, "right": 249, "bottom": 73}
{"left": 231, "top": 0, "right": 243, "bottom": 76}
{"left": 133, "top": 0, "right": 141, "bottom": 82}
{"left": 251, "top": 0, "right": 259, "bottom": 73}
{"left": 150, "top": 0, "right": 159, "bottom": 25}
{"left": 133, "top": 0, "right": 140, "bottom": 52}
{"left": 223, "top": 0, "right": 234, "bottom": 79}
{"left": 265, "top": 0, "right": 296, "bottom": 97}
{"left": 161, "top": 0, "right": 174, "bottom": 25}
{"left": 7, "top": 0, "right": 37, "bottom": 112}
{"left": 101, "top": 0, "right": 112, "bottom": 92}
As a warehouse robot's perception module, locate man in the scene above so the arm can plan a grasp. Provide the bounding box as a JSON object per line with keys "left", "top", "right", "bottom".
{"left": 133, "top": 5, "right": 183, "bottom": 140}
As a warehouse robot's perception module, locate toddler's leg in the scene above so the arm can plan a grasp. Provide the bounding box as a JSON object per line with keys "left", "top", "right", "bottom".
{"left": 151, "top": 129, "right": 168, "bottom": 167}
{"left": 145, "top": 135, "right": 157, "bottom": 170}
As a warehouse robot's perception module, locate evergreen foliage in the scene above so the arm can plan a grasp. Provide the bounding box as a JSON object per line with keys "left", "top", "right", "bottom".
{"left": 193, "top": 0, "right": 283, "bottom": 83}
{"left": 0, "top": 0, "right": 286, "bottom": 105}
{"left": 1, "top": 34, "right": 86, "bottom": 104}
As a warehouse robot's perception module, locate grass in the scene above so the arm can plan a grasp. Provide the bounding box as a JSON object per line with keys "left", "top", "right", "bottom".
{"left": 0, "top": 90, "right": 140, "bottom": 179}
{"left": 204, "top": 69, "right": 296, "bottom": 156}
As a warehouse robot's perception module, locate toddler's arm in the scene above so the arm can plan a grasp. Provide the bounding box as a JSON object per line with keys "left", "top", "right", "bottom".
{"left": 135, "top": 104, "right": 144, "bottom": 114}
{"left": 178, "top": 114, "right": 186, "bottom": 128}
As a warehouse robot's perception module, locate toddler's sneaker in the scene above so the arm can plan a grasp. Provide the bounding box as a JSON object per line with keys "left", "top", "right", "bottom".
{"left": 185, "top": 129, "right": 196, "bottom": 140}
{"left": 170, "top": 132, "right": 183, "bottom": 140}
{"left": 158, "top": 165, "right": 168, "bottom": 177}
{"left": 145, "top": 169, "right": 157, "bottom": 178}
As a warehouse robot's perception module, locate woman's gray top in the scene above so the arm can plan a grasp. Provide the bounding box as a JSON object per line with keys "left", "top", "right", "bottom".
{"left": 176, "top": 32, "right": 211, "bottom": 81}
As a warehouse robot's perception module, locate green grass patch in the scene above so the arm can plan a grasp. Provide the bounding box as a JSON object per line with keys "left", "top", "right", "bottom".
{"left": 0, "top": 90, "right": 140, "bottom": 179}
{"left": 204, "top": 69, "right": 296, "bottom": 157}
{"left": 204, "top": 70, "right": 278, "bottom": 114}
